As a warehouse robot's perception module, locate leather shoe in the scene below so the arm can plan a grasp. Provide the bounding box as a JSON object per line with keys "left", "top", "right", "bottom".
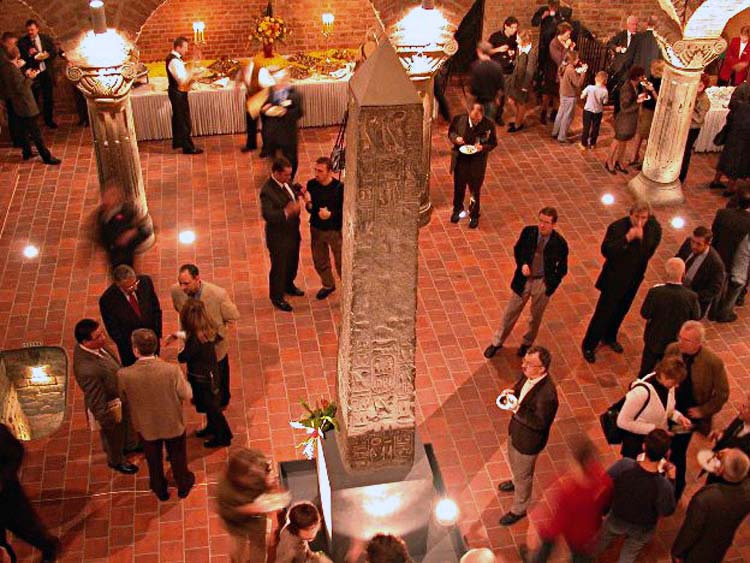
{"left": 517, "top": 343, "right": 531, "bottom": 357}
{"left": 450, "top": 211, "right": 461, "bottom": 223}
{"left": 316, "top": 287, "right": 335, "bottom": 300}
{"left": 286, "top": 285, "right": 305, "bottom": 297}
{"left": 272, "top": 299, "right": 293, "bottom": 312}
{"left": 183, "top": 147, "right": 204, "bottom": 155}
{"left": 498, "top": 480, "right": 515, "bottom": 492}
{"left": 468, "top": 217, "right": 479, "bottom": 229}
{"left": 155, "top": 490, "right": 170, "bottom": 501}
{"left": 499, "top": 511, "right": 526, "bottom": 526}
{"left": 194, "top": 426, "right": 212, "bottom": 438}
{"left": 109, "top": 462, "right": 138, "bottom": 475}
{"left": 716, "top": 312, "right": 738, "bottom": 323}
{"left": 583, "top": 349, "right": 596, "bottom": 364}
{"left": 204, "top": 438, "right": 231, "bottom": 448}
{"left": 484, "top": 344, "right": 501, "bottom": 358}
{"left": 606, "top": 341, "right": 624, "bottom": 353}
{"left": 507, "top": 123, "right": 516, "bottom": 132}
{"left": 177, "top": 473, "right": 196, "bottom": 499}
{"left": 43, "top": 157, "right": 61, "bottom": 165}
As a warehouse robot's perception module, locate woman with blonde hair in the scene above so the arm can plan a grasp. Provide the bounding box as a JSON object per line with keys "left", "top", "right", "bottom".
{"left": 170, "top": 298, "right": 233, "bottom": 447}
{"left": 629, "top": 59, "right": 664, "bottom": 167}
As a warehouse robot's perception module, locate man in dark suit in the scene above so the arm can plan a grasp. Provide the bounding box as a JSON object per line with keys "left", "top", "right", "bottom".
{"left": 448, "top": 102, "right": 497, "bottom": 229}
{"left": 260, "top": 157, "right": 305, "bottom": 312}
{"left": 672, "top": 449, "right": 750, "bottom": 563}
{"left": 166, "top": 36, "right": 202, "bottom": 155}
{"left": 497, "top": 346, "right": 559, "bottom": 526}
{"left": 0, "top": 32, "right": 24, "bottom": 148}
{"left": 72, "top": 318, "right": 139, "bottom": 474}
{"left": 638, "top": 258, "right": 701, "bottom": 377}
{"left": 606, "top": 15, "right": 638, "bottom": 113}
{"left": 261, "top": 69, "right": 304, "bottom": 179}
{"left": 484, "top": 207, "right": 568, "bottom": 359}
{"left": 99, "top": 264, "right": 163, "bottom": 366}
{"left": 707, "top": 397, "right": 750, "bottom": 484}
{"left": 582, "top": 202, "right": 662, "bottom": 363}
{"left": 470, "top": 41, "right": 505, "bottom": 123}
{"left": 710, "top": 188, "right": 750, "bottom": 322}
{"left": 0, "top": 45, "right": 60, "bottom": 164}
{"left": 16, "top": 19, "right": 57, "bottom": 128}
{"left": 676, "top": 226, "right": 725, "bottom": 318}
{"left": 630, "top": 16, "right": 662, "bottom": 79}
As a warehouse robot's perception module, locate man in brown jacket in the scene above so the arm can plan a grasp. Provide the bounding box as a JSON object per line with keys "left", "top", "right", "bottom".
{"left": 170, "top": 263, "right": 240, "bottom": 409}
{"left": 664, "top": 320, "right": 730, "bottom": 500}
{"left": 117, "top": 329, "right": 195, "bottom": 501}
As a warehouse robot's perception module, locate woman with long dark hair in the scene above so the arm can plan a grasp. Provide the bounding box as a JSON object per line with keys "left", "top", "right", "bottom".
{"left": 173, "top": 298, "right": 233, "bottom": 448}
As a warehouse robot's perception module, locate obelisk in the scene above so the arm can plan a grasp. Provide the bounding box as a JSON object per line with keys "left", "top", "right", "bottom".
{"left": 316, "top": 39, "right": 434, "bottom": 561}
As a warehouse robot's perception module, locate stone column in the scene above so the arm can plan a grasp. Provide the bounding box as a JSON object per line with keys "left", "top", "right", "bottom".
{"left": 67, "top": 55, "right": 154, "bottom": 250}
{"left": 415, "top": 76, "right": 434, "bottom": 227}
{"left": 336, "top": 40, "right": 424, "bottom": 471}
{"left": 628, "top": 36, "right": 727, "bottom": 206}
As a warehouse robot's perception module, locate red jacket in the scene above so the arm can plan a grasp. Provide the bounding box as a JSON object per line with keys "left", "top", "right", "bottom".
{"left": 719, "top": 37, "right": 750, "bottom": 85}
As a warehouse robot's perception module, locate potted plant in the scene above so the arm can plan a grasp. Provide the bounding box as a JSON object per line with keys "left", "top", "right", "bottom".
{"left": 289, "top": 398, "right": 338, "bottom": 459}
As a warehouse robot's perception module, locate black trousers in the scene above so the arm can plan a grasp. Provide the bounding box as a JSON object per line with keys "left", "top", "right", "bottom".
{"left": 453, "top": 158, "right": 486, "bottom": 219}
{"left": 218, "top": 355, "right": 231, "bottom": 408}
{"left": 0, "top": 479, "right": 59, "bottom": 561}
{"left": 168, "top": 89, "right": 195, "bottom": 151}
{"left": 582, "top": 283, "right": 640, "bottom": 351}
{"left": 141, "top": 432, "right": 194, "bottom": 497}
{"left": 638, "top": 347, "right": 663, "bottom": 378}
{"left": 31, "top": 70, "right": 54, "bottom": 126}
{"left": 245, "top": 111, "right": 258, "bottom": 149}
{"left": 581, "top": 110, "right": 603, "bottom": 147}
{"left": 268, "top": 237, "right": 301, "bottom": 301}
{"left": 679, "top": 127, "right": 701, "bottom": 183}
{"left": 19, "top": 115, "right": 51, "bottom": 161}
{"left": 5, "top": 99, "right": 24, "bottom": 147}
{"left": 669, "top": 431, "right": 692, "bottom": 501}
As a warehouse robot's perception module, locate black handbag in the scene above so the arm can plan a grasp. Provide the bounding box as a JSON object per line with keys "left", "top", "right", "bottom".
{"left": 599, "top": 381, "right": 651, "bottom": 444}
{"left": 713, "top": 123, "right": 729, "bottom": 146}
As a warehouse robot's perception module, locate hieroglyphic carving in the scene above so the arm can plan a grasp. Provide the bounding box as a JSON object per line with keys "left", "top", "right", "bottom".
{"left": 338, "top": 102, "right": 424, "bottom": 470}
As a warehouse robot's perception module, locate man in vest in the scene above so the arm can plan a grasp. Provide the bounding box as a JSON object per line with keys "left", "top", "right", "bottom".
{"left": 166, "top": 36, "right": 202, "bottom": 155}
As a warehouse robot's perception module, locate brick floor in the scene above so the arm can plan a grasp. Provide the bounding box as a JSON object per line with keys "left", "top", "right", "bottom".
{"left": 1, "top": 95, "right": 749, "bottom": 563}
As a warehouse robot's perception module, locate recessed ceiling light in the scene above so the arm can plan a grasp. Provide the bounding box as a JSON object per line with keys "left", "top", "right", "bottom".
{"left": 601, "top": 193, "right": 615, "bottom": 205}
{"left": 23, "top": 245, "right": 39, "bottom": 258}
{"left": 671, "top": 216, "right": 686, "bottom": 229}
{"left": 178, "top": 230, "right": 196, "bottom": 244}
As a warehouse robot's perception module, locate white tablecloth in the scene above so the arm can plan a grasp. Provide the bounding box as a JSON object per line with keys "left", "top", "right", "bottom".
{"left": 130, "top": 76, "right": 349, "bottom": 141}
{"left": 694, "top": 86, "right": 734, "bottom": 153}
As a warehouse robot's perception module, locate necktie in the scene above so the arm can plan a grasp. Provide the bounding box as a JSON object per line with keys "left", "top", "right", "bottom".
{"left": 128, "top": 293, "right": 141, "bottom": 317}
{"left": 684, "top": 253, "right": 697, "bottom": 272}
{"left": 283, "top": 183, "right": 296, "bottom": 201}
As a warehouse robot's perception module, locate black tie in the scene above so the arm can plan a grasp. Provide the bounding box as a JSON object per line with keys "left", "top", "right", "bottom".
{"left": 684, "top": 253, "right": 697, "bottom": 272}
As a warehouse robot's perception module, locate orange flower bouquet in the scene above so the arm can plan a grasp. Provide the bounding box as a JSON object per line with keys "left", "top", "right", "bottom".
{"left": 250, "top": 15, "right": 289, "bottom": 46}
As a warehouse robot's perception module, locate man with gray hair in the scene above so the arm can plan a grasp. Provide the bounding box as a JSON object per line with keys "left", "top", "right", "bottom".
{"left": 672, "top": 448, "right": 750, "bottom": 562}
{"left": 582, "top": 201, "right": 661, "bottom": 363}
{"left": 663, "top": 320, "right": 729, "bottom": 500}
{"left": 606, "top": 15, "right": 638, "bottom": 113}
{"left": 99, "top": 264, "right": 162, "bottom": 366}
{"left": 638, "top": 257, "right": 700, "bottom": 377}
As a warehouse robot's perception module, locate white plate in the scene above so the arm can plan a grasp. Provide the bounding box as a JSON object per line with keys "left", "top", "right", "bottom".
{"left": 459, "top": 145, "right": 478, "bottom": 155}
{"left": 265, "top": 105, "right": 287, "bottom": 117}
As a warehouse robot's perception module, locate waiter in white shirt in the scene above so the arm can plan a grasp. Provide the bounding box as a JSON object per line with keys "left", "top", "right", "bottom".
{"left": 496, "top": 345, "right": 559, "bottom": 526}
{"left": 236, "top": 60, "right": 274, "bottom": 153}
{"left": 166, "top": 37, "right": 202, "bottom": 155}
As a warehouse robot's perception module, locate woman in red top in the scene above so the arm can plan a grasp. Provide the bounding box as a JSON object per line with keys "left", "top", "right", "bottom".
{"left": 718, "top": 27, "right": 750, "bottom": 86}
{"left": 524, "top": 437, "right": 613, "bottom": 562}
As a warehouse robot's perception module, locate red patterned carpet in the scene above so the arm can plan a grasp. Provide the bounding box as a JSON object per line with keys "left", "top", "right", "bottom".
{"left": 0, "top": 99, "right": 748, "bottom": 562}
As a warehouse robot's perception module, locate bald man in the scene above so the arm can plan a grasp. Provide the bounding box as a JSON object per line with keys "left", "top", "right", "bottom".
{"left": 460, "top": 548, "right": 497, "bottom": 563}
{"left": 639, "top": 258, "right": 700, "bottom": 377}
{"left": 672, "top": 449, "right": 750, "bottom": 563}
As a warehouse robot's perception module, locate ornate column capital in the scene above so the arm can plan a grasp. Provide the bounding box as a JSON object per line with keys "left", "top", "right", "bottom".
{"left": 656, "top": 33, "right": 728, "bottom": 70}
{"left": 66, "top": 63, "right": 136, "bottom": 103}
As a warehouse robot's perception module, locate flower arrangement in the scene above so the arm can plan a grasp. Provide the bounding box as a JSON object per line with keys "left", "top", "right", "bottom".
{"left": 251, "top": 14, "right": 289, "bottom": 46}
{"left": 289, "top": 398, "right": 338, "bottom": 459}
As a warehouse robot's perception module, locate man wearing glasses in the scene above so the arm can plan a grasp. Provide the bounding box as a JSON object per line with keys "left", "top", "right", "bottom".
{"left": 99, "top": 264, "right": 163, "bottom": 366}
{"left": 497, "top": 346, "right": 559, "bottom": 526}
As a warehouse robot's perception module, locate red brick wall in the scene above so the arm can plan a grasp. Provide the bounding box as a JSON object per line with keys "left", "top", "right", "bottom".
{"left": 135, "top": 0, "right": 381, "bottom": 63}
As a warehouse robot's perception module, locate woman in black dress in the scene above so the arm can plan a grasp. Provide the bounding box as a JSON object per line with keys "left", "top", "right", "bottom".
{"left": 174, "top": 299, "right": 233, "bottom": 448}
{"left": 709, "top": 82, "right": 750, "bottom": 197}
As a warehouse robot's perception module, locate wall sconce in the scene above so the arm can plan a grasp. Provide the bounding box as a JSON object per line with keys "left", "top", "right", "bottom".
{"left": 192, "top": 21, "right": 206, "bottom": 44}
{"left": 89, "top": 0, "right": 107, "bottom": 35}
{"left": 322, "top": 13, "right": 335, "bottom": 39}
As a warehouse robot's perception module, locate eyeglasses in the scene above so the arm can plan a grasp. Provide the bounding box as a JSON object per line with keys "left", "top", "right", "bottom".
{"left": 521, "top": 360, "right": 544, "bottom": 369}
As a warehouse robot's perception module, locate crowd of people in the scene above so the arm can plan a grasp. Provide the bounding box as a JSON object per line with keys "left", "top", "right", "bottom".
{"left": 2, "top": 5, "right": 750, "bottom": 563}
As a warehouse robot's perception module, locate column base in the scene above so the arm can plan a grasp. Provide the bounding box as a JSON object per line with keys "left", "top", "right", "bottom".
{"left": 628, "top": 172, "right": 685, "bottom": 207}
{"left": 418, "top": 200, "right": 433, "bottom": 228}
{"left": 134, "top": 213, "right": 156, "bottom": 254}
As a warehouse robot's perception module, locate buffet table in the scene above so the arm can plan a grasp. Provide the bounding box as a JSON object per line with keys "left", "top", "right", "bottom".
{"left": 694, "top": 86, "right": 734, "bottom": 153}
{"left": 130, "top": 75, "right": 350, "bottom": 142}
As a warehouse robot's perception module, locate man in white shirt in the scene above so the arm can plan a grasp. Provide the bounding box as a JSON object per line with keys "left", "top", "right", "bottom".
{"left": 166, "top": 36, "right": 202, "bottom": 155}
{"left": 497, "top": 346, "right": 559, "bottom": 526}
